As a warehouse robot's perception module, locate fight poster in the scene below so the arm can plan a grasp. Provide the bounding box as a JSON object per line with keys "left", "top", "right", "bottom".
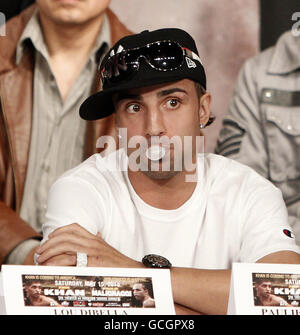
{"left": 227, "top": 263, "right": 300, "bottom": 315}
{"left": 1, "top": 265, "right": 175, "bottom": 315}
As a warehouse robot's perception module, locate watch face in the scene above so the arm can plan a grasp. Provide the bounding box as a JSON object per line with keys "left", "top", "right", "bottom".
{"left": 142, "top": 254, "right": 171, "bottom": 268}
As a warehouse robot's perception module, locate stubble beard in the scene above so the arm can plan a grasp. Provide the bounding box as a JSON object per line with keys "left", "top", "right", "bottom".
{"left": 142, "top": 169, "right": 179, "bottom": 180}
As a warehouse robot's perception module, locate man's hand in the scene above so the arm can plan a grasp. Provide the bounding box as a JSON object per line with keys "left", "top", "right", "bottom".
{"left": 36, "top": 223, "right": 142, "bottom": 268}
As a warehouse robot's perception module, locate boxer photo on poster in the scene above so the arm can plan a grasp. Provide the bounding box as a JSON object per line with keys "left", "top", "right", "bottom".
{"left": 252, "top": 273, "right": 300, "bottom": 307}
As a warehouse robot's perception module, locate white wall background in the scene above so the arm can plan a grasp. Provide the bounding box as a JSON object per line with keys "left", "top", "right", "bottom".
{"left": 110, "top": 0, "right": 259, "bottom": 152}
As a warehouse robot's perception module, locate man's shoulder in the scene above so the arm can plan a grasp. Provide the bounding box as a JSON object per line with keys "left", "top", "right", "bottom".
{"left": 204, "top": 153, "right": 277, "bottom": 192}
{"left": 59, "top": 153, "right": 99, "bottom": 177}
{"left": 57, "top": 150, "right": 125, "bottom": 186}
{"left": 240, "top": 46, "right": 273, "bottom": 81}
{"left": 47, "top": 151, "right": 129, "bottom": 219}
{"left": 143, "top": 298, "right": 155, "bottom": 308}
{"left": 204, "top": 153, "right": 258, "bottom": 176}
{"left": 242, "top": 30, "right": 300, "bottom": 78}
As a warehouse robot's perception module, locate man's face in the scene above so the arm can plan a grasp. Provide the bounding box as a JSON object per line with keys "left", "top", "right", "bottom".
{"left": 113, "top": 79, "right": 210, "bottom": 180}
{"left": 257, "top": 281, "right": 272, "bottom": 298}
{"left": 36, "top": 0, "right": 111, "bottom": 25}
{"left": 26, "top": 282, "right": 42, "bottom": 299}
{"left": 132, "top": 283, "right": 147, "bottom": 301}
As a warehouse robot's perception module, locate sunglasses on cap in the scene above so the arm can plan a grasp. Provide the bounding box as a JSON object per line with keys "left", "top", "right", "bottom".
{"left": 100, "top": 40, "right": 202, "bottom": 85}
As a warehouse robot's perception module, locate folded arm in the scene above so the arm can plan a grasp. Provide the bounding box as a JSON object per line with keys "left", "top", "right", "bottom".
{"left": 36, "top": 223, "right": 300, "bottom": 315}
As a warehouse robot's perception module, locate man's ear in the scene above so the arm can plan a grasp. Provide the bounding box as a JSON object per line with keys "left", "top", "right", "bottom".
{"left": 198, "top": 92, "right": 212, "bottom": 127}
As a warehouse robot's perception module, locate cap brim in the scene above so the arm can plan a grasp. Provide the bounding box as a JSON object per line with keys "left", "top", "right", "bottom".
{"left": 79, "top": 68, "right": 201, "bottom": 121}
{"left": 79, "top": 86, "right": 118, "bottom": 121}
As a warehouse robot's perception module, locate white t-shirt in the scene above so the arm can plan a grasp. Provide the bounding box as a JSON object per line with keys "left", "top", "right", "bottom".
{"left": 42, "top": 150, "right": 299, "bottom": 269}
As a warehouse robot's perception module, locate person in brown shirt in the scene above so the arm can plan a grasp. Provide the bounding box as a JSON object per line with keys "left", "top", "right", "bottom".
{"left": 0, "top": 0, "right": 132, "bottom": 266}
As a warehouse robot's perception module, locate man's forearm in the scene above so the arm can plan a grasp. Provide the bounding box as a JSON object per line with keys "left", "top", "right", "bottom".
{"left": 36, "top": 224, "right": 300, "bottom": 314}
{"left": 170, "top": 251, "right": 300, "bottom": 315}
{"left": 171, "top": 267, "right": 231, "bottom": 315}
{"left": 0, "top": 201, "right": 41, "bottom": 265}
{"left": 37, "top": 223, "right": 230, "bottom": 314}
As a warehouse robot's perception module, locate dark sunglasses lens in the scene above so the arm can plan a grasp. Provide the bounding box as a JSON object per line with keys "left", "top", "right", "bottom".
{"left": 103, "top": 52, "right": 136, "bottom": 83}
{"left": 148, "top": 42, "right": 183, "bottom": 70}
{"left": 102, "top": 42, "right": 184, "bottom": 84}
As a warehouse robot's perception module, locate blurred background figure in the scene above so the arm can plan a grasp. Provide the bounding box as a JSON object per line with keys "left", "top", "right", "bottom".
{"left": 0, "top": 0, "right": 131, "bottom": 266}
{"left": 215, "top": 30, "right": 300, "bottom": 245}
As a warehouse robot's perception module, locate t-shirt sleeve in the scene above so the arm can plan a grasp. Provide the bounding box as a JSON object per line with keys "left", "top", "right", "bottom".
{"left": 42, "top": 176, "right": 108, "bottom": 243}
{"left": 238, "top": 173, "right": 300, "bottom": 263}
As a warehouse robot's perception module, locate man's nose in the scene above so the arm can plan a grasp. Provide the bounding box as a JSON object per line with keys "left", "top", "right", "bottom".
{"left": 145, "top": 109, "right": 166, "bottom": 137}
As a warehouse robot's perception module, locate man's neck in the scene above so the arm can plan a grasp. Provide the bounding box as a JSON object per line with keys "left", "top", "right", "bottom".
{"left": 260, "top": 294, "right": 272, "bottom": 304}
{"left": 39, "top": 12, "right": 104, "bottom": 57}
{"left": 128, "top": 169, "right": 198, "bottom": 210}
{"left": 142, "top": 294, "right": 150, "bottom": 303}
{"left": 28, "top": 295, "right": 41, "bottom": 305}
{"left": 38, "top": 12, "right": 104, "bottom": 101}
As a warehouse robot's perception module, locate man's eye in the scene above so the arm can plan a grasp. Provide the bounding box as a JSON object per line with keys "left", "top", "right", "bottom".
{"left": 166, "top": 98, "right": 180, "bottom": 109}
{"left": 126, "top": 104, "right": 140, "bottom": 113}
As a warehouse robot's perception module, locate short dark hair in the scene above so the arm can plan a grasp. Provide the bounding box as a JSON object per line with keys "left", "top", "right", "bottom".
{"left": 255, "top": 278, "right": 272, "bottom": 286}
{"left": 134, "top": 281, "right": 154, "bottom": 298}
{"left": 194, "top": 81, "right": 206, "bottom": 99}
{"left": 23, "top": 279, "right": 41, "bottom": 287}
{"left": 194, "top": 82, "right": 216, "bottom": 126}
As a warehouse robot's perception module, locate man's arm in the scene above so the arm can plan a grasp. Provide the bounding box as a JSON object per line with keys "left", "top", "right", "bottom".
{"left": 36, "top": 224, "right": 300, "bottom": 315}
{"left": 0, "top": 99, "right": 41, "bottom": 265}
{"left": 0, "top": 202, "right": 41, "bottom": 265}
{"left": 171, "top": 251, "right": 300, "bottom": 315}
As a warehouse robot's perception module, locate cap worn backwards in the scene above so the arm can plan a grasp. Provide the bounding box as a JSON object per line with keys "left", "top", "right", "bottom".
{"left": 79, "top": 28, "right": 206, "bottom": 121}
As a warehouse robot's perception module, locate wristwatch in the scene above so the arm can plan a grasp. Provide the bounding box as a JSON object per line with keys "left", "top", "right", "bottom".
{"left": 142, "top": 254, "right": 172, "bottom": 268}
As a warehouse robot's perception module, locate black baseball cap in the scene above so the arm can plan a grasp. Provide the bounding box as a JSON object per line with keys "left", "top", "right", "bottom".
{"left": 79, "top": 28, "right": 206, "bottom": 121}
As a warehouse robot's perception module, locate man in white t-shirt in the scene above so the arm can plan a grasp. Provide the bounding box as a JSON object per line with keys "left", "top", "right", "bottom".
{"left": 36, "top": 28, "right": 300, "bottom": 314}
